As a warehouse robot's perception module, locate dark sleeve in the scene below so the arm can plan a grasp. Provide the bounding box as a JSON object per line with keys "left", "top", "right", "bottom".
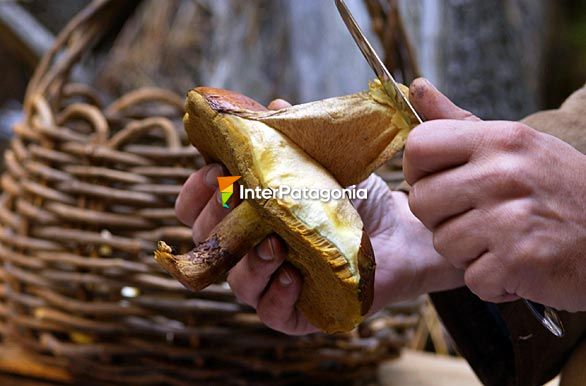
{"left": 431, "top": 290, "right": 586, "bottom": 386}
{"left": 428, "top": 84, "right": 586, "bottom": 386}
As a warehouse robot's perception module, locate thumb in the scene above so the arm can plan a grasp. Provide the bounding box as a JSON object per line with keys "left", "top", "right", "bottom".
{"left": 267, "top": 98, "right": 292, "bottom": 110}
{"left": 409, "top": 78, "right": 480, "bottom": 121}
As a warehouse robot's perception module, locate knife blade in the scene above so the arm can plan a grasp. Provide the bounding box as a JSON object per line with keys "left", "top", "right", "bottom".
{"left": 335, "top": 0, "right": 422, "bottom": 128}
{"left": 335, "top": 0, "right": 564, "bottom": 338}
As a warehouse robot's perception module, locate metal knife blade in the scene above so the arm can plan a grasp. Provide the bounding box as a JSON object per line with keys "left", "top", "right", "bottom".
{"left": 335, "top": 0, "right": 422, "bottom": 127}
{"left": 524, "top": 299, "right": 565, "bottom": 337}
{"left": 335, "top": 0, "right": 564, "bottom": 338}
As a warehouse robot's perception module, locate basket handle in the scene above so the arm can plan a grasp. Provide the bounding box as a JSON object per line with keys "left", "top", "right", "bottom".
{"left": 24, "top": 0, "right": 140, "bottom": 115}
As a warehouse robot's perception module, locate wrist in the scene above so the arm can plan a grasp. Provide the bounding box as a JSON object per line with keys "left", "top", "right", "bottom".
{"left": 391, "top": 191, "right": 464, "bottom": 295}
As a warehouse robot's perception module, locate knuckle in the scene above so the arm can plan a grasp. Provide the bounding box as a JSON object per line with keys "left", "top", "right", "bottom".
{"left": 257, "top": 295, "right": 287, "bottom": 330}
{"left": 405, "top": 131, "right": 424, "bottom": 156}
{"left": 404, "top": 126, "right": 428, "bottom": 162}
{"left": 234, "top": 290, "right": 256, "bottom": 309}
{"left": 227, "top": 265, "right": 258, "bottom": 307}
{"left": 461, "top": 109, "right": 479, "bottom": 121}
{"left": 226, "top": 275, "right": 249, "bottom": 305}
{"left": 464, "top": 268, "right": 489, "bottom": 300}
{"left": 495, "top": 123, "right": 535, "bottom": 152}
{"left": 228, "top": 284, "right": 250, "bottom": 306}
{"left": 245, "top": 252, "right": 264, "bottom": 276}
{"left": 504, "top": 199, "right": 536, "bottom": 227}
{"left": 432, "top": 225, "right": 463, "bottom": 266}
{"left": 432, "top": 229, "right": 451, "bottom": 257}
{"left": 433, "top": 220, "right": 473, "bottom": 269}
{"left": 497, "top": 162, "right": 519, "bottom": 183}
{"left": 513, "top": 237, "right": 545, "bottom": 271}
{"left": 407, "top": 184, "right": 426, "bottom": 221}
{"left": 483, "top": 160, "right": 528, "bottom": 195}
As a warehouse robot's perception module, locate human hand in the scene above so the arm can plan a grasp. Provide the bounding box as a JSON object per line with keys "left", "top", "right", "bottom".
{"left": 404, "top": 78, "right": 586, "bottom": 311}
{"left": 175, "top": 95, "right": 464, "bottom": 335}
{"left": 175, "top": 99, "right": 318, "bottom": 335}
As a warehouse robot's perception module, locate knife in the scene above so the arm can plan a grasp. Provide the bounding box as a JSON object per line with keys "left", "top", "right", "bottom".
{"left": 335, "top": 0, "right": 564, "bottom": 338}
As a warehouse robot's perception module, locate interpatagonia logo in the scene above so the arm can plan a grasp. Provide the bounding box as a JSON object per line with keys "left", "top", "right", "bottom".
{"left": 218, "top": 175, "right": 368, "bottom": 208}
{"left": 217, "top": 176, "right": 241, "bottom": 208}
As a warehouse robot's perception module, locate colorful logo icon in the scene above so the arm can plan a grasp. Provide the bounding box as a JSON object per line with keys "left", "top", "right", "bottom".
{"left": 217, "top": 176, "right": 241, "bottom": 208}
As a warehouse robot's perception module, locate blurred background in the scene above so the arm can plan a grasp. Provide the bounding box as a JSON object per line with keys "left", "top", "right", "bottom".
{"left": 0, "top": 0, "right": 584, "bottom": 176}
{"left": 0, "top": 1, "right": 584, "bottom": 385}
{"left": 1, "top": 0, "right": 585, "bottom": 124}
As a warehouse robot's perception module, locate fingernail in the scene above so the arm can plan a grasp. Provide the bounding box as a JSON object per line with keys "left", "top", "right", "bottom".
{"left": 204, "top": 164, "right": 223, "bottom": 188}
{"left": 278, "top": 269, "right": 293, "bottom": 287}
{"left": 256, "top": 238, "right": 275, "bottom": 261}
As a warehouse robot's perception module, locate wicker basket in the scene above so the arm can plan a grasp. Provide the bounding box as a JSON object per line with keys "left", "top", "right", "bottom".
{"left": 0, "top": 1, "right": 419, "bottom": 385}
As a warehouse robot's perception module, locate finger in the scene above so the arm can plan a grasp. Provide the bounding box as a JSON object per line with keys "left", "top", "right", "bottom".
{"left": 257, "top": 265, "right": 318, "bottom": 335}
{"left": 403, "top": 119, "right": 489, "bottom": 184}
{"left": 267, "top": 99, "right": 292, "bottom": 110}
{"left": 464, "top": 251, "right": 514, "bottom": 302}
{"left": 409, "top": 78, "right": 481, "bottom": 121}
{"left": 352, "top": 174, "right": 395, "bottom": 233}
{"left": 227, "top": 235, "right": 287, "bottom": 307}
{"left": 191, "top": 186, "right": 240, "bottom": 243}
{"left": 488, "top": 293, "right": 520, "bottom": 303}
{"left": 431, "top": 208, "right": 490, "bottom": 269}
{"left": 408, "top": 164, "right": 479, "bottom": 229}
{"left": 175, "top": 164, "right": 223, "bottom": 226}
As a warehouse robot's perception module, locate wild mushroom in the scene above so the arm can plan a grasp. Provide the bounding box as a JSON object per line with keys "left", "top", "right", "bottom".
{"left": 156, "top": 81, "right": 412, "bottom": 333}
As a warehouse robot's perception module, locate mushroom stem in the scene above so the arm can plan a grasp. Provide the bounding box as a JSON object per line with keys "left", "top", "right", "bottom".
{"left": 155, "top": 201, "right": 270, "bottom": 291}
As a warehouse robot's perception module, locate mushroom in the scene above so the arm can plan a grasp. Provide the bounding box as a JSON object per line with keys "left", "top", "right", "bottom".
{"left": 155, "top": 81, "right": 412, "bottom": 333}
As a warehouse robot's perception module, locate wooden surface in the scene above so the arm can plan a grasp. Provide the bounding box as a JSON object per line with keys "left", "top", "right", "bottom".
{"left": 379, "top": 350, "right": 482, "bottom": 386}
{"left": 0, "top": 343, "right": 71, "bottom": 384}
{"left": 0, "top": 374, "right": 63, "bottom": 386}
{"left": 379, "top": 350, "right": 560, "bottom": 386}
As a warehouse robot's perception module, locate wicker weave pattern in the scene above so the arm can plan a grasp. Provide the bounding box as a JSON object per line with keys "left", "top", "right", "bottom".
{"left": 0, "top": 1, "right": 418, "bottom": 385}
